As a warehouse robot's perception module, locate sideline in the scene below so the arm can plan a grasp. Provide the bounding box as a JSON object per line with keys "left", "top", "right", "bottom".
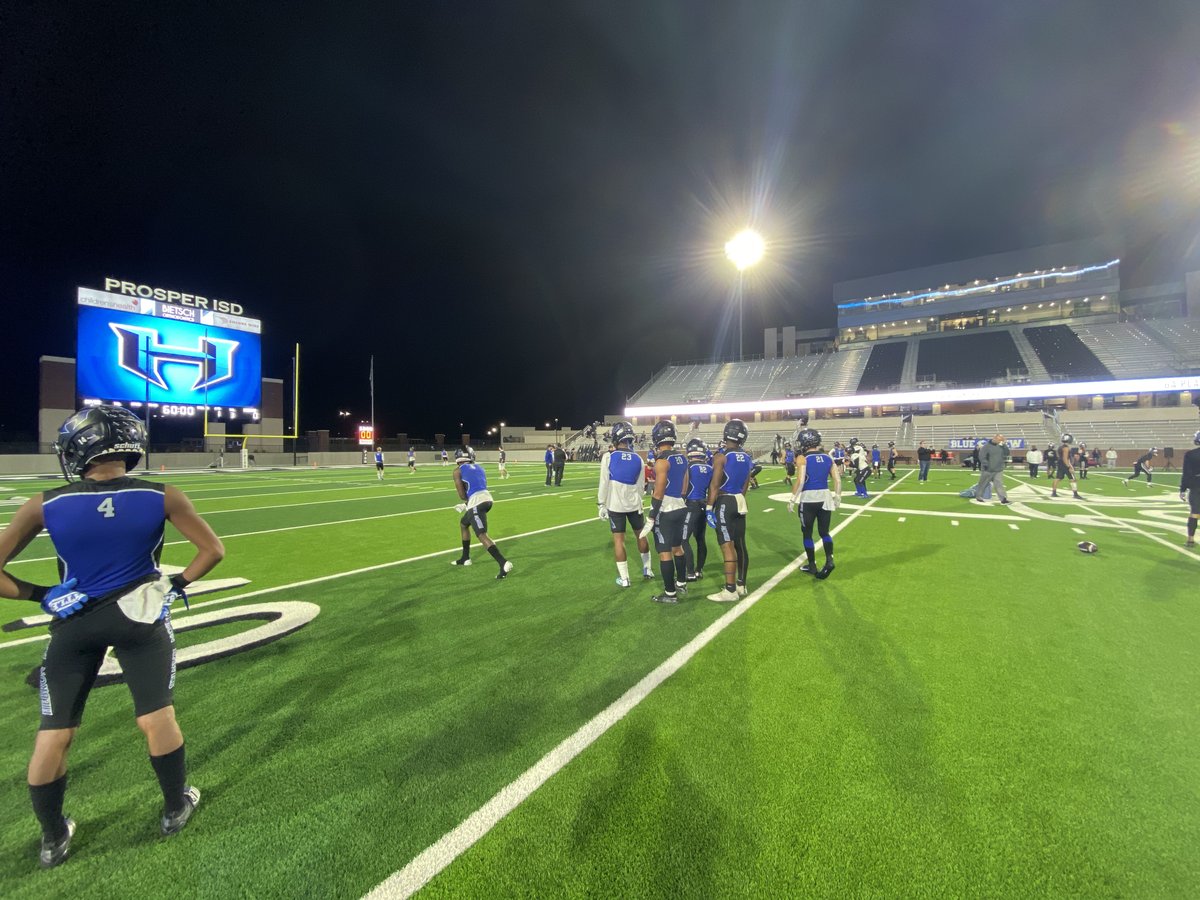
{"left": 363, "top": 472, "right": 913, "bottom": 899}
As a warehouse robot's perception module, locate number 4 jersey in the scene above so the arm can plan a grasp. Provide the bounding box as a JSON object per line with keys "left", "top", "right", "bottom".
{"left": 42, "top": 477, "right": 166, "bottom": 598}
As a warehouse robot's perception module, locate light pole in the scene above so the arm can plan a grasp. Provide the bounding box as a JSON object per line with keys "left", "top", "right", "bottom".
{"left": 725, "top": 228, "right": 765, "bottom": 361}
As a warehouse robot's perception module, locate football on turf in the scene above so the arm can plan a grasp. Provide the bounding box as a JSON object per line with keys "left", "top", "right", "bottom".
{"left": 1077, "top": 541, "right": 1098, "bottom": 554}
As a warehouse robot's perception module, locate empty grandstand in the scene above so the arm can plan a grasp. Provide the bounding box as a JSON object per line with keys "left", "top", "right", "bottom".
{"left": 1024, "top": 324, "right": 1112, "bottom": 380}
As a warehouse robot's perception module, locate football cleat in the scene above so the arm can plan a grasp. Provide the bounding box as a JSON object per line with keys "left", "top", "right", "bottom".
{"left": 451, "top": 558, "right": 472, "bottom": 567}
{"left": 615, "top": 577, "right": 631, "bottom": 588}
{"left": 707, "top": 588, "right": 739, "bottom": 603}
{"left": 816, "top": 560, "right": 835, "bottom": 580}
{"left": 799, "top": 562, "right": 815, "bottom": 575}
{"left": 643, "top": 569, "right": 655, "bottom": 581}
{"left": 736, "top": 585, "right": 748, "bottom": 597}
{"left": 161, "top": 786, "right": 200, "bottom": 837}
{"left": 496, "top": 561, "right": 514, "bottom": 580}
{"left": 1073, "top": 492, "right": 1082, "bottom": 499}
{"left": 651, "top": 593, "right": 678, "bottom": 604}
{"left": 39, "top": 817, "right": 75, "bottom": 868}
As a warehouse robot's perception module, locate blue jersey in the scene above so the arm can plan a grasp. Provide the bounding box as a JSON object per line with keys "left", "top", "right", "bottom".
{"left": 459, "top": 463, "right": 488, "bottom": 499}
{"left": 719, "top": 450, "right": 753, "bottom": 494}
{"left": 801, "top": 453, "right": 834, "bottom": 492}
{"left": 832, "top": 447, "right": 845, "bottom": 461}
{"left": 608, "top": 448, "right": 642, "bottom": 484}
{"left": 686, "top": 463, "right": 713, "bottom": 500}
{"left": 872, "top": 448, "right": 881, "bottom": 463}
{"left": 784, "top": 449, "right": 795, "bottom": 465}
{"left": 662, "top": 452, "right": 687, "bottom": 499}
{"left": 42, "top": 477, "right": 166, "bottom": 599}
{"left": 375, "top": 451, "right": 383, "bottom": 464}
{"left": 544, "top": 449, "right": 553, "bottom": 464}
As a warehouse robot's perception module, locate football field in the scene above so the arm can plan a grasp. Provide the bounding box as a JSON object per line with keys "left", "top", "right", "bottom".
{"left": 0, "top": 461, "right": 1197, "bottom": 898}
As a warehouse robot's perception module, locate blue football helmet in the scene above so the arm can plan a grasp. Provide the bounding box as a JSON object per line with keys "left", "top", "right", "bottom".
{"left": 686, "top": 438, "right": 708, "bottom": 460}
{"left": 610, "top": 421, "right": 635, "bottom": 447}
{"left": 651, "top": 420, "right": 677, "bottom": 447}
{"left": 794, "top": 428, "right": 822, "bottom": 453}
{"left": 722, "top": 419, "right": 748, "bottom": 446}
{"left": 54, "top": 405, "right": 146, "bottom": 481}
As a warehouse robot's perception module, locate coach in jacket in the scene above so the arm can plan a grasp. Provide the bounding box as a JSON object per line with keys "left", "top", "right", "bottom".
{"left": 974, "top": 435, "right": 1010, "bottom": 504}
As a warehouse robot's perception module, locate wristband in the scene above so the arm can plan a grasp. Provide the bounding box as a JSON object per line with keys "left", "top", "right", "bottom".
{"left": 28, "top": 584, "right": 48, "bottom": 604}
{"left": 170, "top": 573, "right": 191, "bottom": 591}
{"left": 650, "top": 497, "right": 663, "bottom": 517}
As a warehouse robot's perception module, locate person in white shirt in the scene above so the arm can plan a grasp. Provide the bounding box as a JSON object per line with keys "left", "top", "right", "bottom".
{"left": 1105, "top": 447, "right": 1117, "bottom": 469}
{"left": 1026, "top": 445, "right": 1044, "bottom": 478}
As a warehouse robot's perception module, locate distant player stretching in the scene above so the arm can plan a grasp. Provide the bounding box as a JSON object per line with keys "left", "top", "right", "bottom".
{"left": 451, "top": 447, "right": 513, "bottom": 578}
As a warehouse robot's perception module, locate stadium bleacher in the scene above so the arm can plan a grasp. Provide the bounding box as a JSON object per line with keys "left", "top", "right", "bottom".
{"left": 628, "top": 363, "right": 722, "bottom": 404}
{"left": 915, "top": 330, "right": 1025, "bottom": 385}
{"left": 1070, "top": 323, "right": 1167, "bottom": 378}
{"left": 857, "top": 341, "right": 907, "bottom": 391}
{"left": 1023, "top": 324, "right": 1112, "bottom": 379}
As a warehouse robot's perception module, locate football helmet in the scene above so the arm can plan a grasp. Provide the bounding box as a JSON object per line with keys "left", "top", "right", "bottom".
{"left": 887, "top": 441, "right": 895, "bottom": 447}
{"left": 848, "top": 437, "right": 860, "bottom": 448}
{"left": 610, "top": 421, "right": 635, "bottom": 447}
{"left": 686, "top": 438, "right": 708, "bottom": 459}
{"left": 1149, "top": 446, "right": 1158, "bottom": 454}
{"left": 1193, "top": 430, "right": 1200, "bottom": 445}
{"left": 722, "top": 419, "right": 748, "bottom": 446}
{"left": 455, "top": 446, "right": 475, "bottom": 464}
{"left": 794, "top": 428, "right": 822, "bottom": 453}
{"left": 651, "top": 420, "right": 677, "bottom": 447}
{"left": 1061, "top": 433, "right": 1074, "bottom": 445}
{"left": 54, "top": 405, "right": 146, "bottom": 481}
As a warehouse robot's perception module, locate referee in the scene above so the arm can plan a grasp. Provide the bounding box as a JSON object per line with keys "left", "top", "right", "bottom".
{"left": 0, "top": 406, "right": 224, "bottom": 867}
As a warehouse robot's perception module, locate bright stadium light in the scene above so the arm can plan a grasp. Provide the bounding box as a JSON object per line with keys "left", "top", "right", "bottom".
{"left": 725, "top": 228, "right": 765, "bottom": 271}
{"left": 725, "top": 228, "right": 765, "bottom": 362}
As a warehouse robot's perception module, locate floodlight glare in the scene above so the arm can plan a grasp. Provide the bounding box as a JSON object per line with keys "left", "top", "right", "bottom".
{"left": 725, "top": 229, "right": 765, "bottom": 271}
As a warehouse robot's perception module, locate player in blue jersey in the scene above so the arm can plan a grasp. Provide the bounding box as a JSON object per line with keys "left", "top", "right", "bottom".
{"left": 788, "top": 427, "right": 842, "bottom": 579}
{"left": 451, "top": 447, "right": 513, "bottom": 578}
{"left": 849, "top": 438, "right": 871, "bottom": 498}
{"left": 640, "top": 421, "right": 690, "bottom": 603}
{"left": 597, "top": 422, "right": 653, "bottom": 587}
{"left": 374, "top": 446, "right": 385, "bottom": 481}
{"left": 681, "top": 438, "right": 712, "bottom": 582}
{"left": 706, "top": 419, "right": 753, "bottom": 602}
{"left": 831, "top": 441, "right": 846, "bottom": 475}
{"left": 871, "top": 444, "right": 882, "bottom": 479}
{"left": 782, "top": 444, "right": 796, "bottom": 486}
{"left": 544, "top": 444, "right": 554, "bottom": 485}
{"left": 408, "top": 448, "right": 416, "bottom": 472}
{"left": 0, "top": 406, "right": 224, "bottom": 867}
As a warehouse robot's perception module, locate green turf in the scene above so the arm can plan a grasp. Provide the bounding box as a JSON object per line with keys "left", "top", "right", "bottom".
{"left": 0, "top": 462, "right": 1196, "bottom": 897}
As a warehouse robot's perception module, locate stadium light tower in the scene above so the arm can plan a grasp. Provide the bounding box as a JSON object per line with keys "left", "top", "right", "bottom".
{"left": 725, "top": 228, "right": 765, "bottom": 361}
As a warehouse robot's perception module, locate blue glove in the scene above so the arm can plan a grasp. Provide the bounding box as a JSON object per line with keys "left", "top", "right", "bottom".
{"left": 164, "top": 574, "right": 189, "bottom": 610}
{"left": 40, "top": 578, "right": 88, "bottom": 619}
{"left": 706, "top": 510, "right": 717, "bottom": 529}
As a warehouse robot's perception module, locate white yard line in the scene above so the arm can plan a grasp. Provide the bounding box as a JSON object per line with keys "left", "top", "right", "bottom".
{"left": 0, "top": 515, "right": 602, "bottom": 651}
{"left": 361, "top": 472, "right": 914, "bottom": 900}
{"left": 1078, "top": 502, "right": 1195, "bottom": 559}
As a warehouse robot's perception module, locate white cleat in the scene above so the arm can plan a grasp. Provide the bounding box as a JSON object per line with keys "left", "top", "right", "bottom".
{"left": 736, "top": 585, "right": 748, "bottom": 597}
{"left": 707, "top": 589, "right": 739, "bottom": 603}
{"left": 615, "top": 577, "right": 631, "bottom": 588}
{"left": 451, "top": 558, "right": 472, "bottom": 567}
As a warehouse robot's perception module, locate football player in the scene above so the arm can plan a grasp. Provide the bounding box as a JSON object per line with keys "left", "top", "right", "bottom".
{"left": 848, "top": 438, "right": 871, "bottom": 498}
{"left": 871, "top": 443, "right": 882, "bottom": 479}
{"left": 886, "top": 441, "right": 897, "bottom": 480}
{"left": 451, "top": 447, "right": 513, "bottom": 578}
{"left": 407, "top": 448, "right": 416, "bottom": 473}
{"left": 782, "top": 443, "right": 796, "bottom": 486}
{"left": 441, "top": 448, "right": 449, "bottom": 466}
{"left": 374, "top": 446, "right": 385, "bottom": 481}
{"left": 1050, "top": 434, "right": 1083, "bottom": 499}
{"left": 1179, "top": 431, "right": 1200, "bottom": 548}
{"left": 831, "top": 441, "right": 846, "bottom": 473}
{"left": 640, "top": 421, "right": 690, "bottom": 603}
{"left": 788, "top": 427, "right": 841, "bottom": 579}
{"left": 0, "top": 406, "right": 224, "bottom": 867}
{"left": 497, "top": 447, "right": 509, "bottom": 479}
{"left": 706, "top": 419, "right": 753, "bottom": 602}
{"left": 1123, "top": 447, "right": 1157, "bottom": 486}
{"left": 681, "top": 438, "right": 712, "bottom": 581}
{"left": 597, "top": 422, "right": 653, "bottom": 587}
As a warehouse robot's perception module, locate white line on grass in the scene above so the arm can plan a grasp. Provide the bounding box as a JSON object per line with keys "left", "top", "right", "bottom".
{"left": 0, "top": 516, "right": 601, "bottom": 651}
{"left": 362, "top": 472, "right": 914, "bottom": 900}
{"left": 1079, "top": 501, "right": 1195, "bottom": 559}
{"left": 1072, "top": 527, "right": 1085, "bottom": 534}
{"left": 1008, "top": 523, "right": 1019, "bottom": 530}
{"left": 3, "top": 489, "right": 595, "bottom": 567}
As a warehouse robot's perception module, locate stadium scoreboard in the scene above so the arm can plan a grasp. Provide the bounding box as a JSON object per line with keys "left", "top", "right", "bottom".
{"left": 76, "top": 285, "right": 263, "bottom": 418}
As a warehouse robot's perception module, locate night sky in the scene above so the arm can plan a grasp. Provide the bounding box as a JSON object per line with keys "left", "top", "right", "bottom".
{"left": 3, "top": 1, "right": 1200, "bottom": 442}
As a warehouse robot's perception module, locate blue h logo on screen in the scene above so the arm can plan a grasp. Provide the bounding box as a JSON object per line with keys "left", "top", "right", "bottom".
{"left": 110, "top": 324, "right": 239, "bottom": 391}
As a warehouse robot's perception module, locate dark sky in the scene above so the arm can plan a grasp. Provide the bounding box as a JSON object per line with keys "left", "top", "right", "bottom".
{"left": 3, "top": 1, "right": 1200, "bottom": 441}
